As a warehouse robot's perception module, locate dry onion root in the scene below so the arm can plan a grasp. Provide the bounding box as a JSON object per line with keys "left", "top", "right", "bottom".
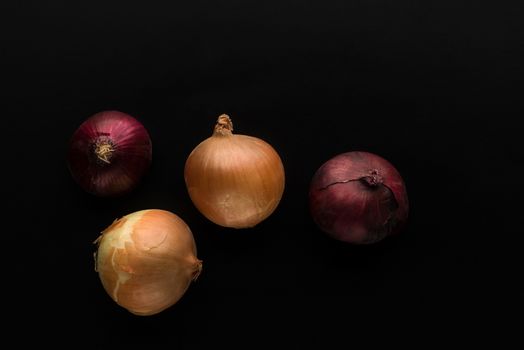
{"left": 184, "top": 114, "right": 285, "bottom": 228}
{"left": 94, "top": 209, "right": 202, "bottom": 316}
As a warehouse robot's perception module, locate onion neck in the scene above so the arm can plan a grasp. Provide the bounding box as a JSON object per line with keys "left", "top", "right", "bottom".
{"left": 360, "top": 169, "right": 383, "bottom": 187}
{"left": 192, "top": 260, "right": 203, "bottom": 281}
{"left": 94, "top": 139, "right": 115, "bottom": 164}
{"left": 213, "top": 114, "right": 233, "bottom": 136}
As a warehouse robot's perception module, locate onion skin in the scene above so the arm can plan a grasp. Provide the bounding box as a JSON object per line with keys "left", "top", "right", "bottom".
{"left": 184, "top": 115, "right": 285, "bottom": 228}
{"left": 309, "top": 151, "right": 409, "bottom": 244}
{"left": 67, "top": 110, "right": 152, "bottom": 197}
{"left": 95, "top": 209, "right": 202, "bottom": 316}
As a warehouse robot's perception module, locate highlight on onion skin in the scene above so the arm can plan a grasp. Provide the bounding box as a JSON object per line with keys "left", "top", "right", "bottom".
{"left": 94, "top": 209, "right": 203, "bottom": 316}
{"left": 309, "top": 151, "right": 409, "bottom": 244}
{"left": 184, "top": 114, "right": 285, "bottom": 228}
{"left": 67, "top": 110, "right": 152, "bottom": 197}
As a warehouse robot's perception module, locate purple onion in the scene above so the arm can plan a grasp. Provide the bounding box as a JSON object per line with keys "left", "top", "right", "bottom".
{"left": 309, "top": 151, "right": 409, "bottom": 244}
{"left": 67, "top": 110, "right": 152, "bottom": 197}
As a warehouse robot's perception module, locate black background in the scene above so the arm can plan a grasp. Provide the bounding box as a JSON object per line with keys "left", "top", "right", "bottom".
{"left": 2, "top": 0, "right": 519, "bottom": 346}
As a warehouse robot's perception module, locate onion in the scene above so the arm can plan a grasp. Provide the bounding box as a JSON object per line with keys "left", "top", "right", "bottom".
{"left": 184, "top": 114, "right": 285, "bottom": 228}
{"left": 309, "top": 151, "right": 409, "bottom": 244}
{"left": 94, "top": 209, "right": 202, "bottom": 316}
{"left": 67, "top": 110, "right": 152, "bottom": 197}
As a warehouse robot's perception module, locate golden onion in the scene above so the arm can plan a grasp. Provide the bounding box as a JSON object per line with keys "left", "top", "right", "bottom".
{"left": 184, "top": 114, "right": 285, "bottom": 228}
{"left": 95, "top": 209, "right": 202, "bottom": 316}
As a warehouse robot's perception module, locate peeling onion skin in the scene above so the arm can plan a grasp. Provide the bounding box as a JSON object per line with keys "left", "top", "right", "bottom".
{"left": 184, "top": 114, "right": 285, "bottom": 228}
{"left": 67, "top": 110, "right": 152, "bottom": 197}
{"left": 309, "top": 151, "right": 409, "bottom": 244}
{"left": 95, "top": 209, "right": 203, "bottom": 316}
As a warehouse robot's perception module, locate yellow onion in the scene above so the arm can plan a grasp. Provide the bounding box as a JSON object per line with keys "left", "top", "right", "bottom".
{"left": 184, "top": 114, "right": 285, "bottom": 228}
{"left": 94, "top": 209, "right": 202, "bottom": 316}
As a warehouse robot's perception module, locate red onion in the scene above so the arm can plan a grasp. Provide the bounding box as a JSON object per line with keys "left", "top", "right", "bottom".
{"left": 309, "top": 151, "right": 409, "bottom": 244}
{"left": 67, "top": 110, "right": 152, "bottom": 197}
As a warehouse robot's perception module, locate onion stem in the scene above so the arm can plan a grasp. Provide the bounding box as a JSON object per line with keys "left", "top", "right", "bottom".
{"left": 213, "top": 114, "right": 234, "bottom": 136}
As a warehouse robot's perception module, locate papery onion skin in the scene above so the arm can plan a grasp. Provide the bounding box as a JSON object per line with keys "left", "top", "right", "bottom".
{"left": 95, "top": 209, "right": 202, "bottom": 316}
{"left": 309, "top": 151, "right": 409, "bottom": 244}
{"left": 184, "top": 115, "right": 285, "bottom": 228}
{"left": 67, "top": 110, "right": 152, "bottom": 197}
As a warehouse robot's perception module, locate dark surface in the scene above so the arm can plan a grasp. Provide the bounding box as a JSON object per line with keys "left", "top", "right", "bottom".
{"left": 2, "top": 0, "right": 519, "bottom": 346}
